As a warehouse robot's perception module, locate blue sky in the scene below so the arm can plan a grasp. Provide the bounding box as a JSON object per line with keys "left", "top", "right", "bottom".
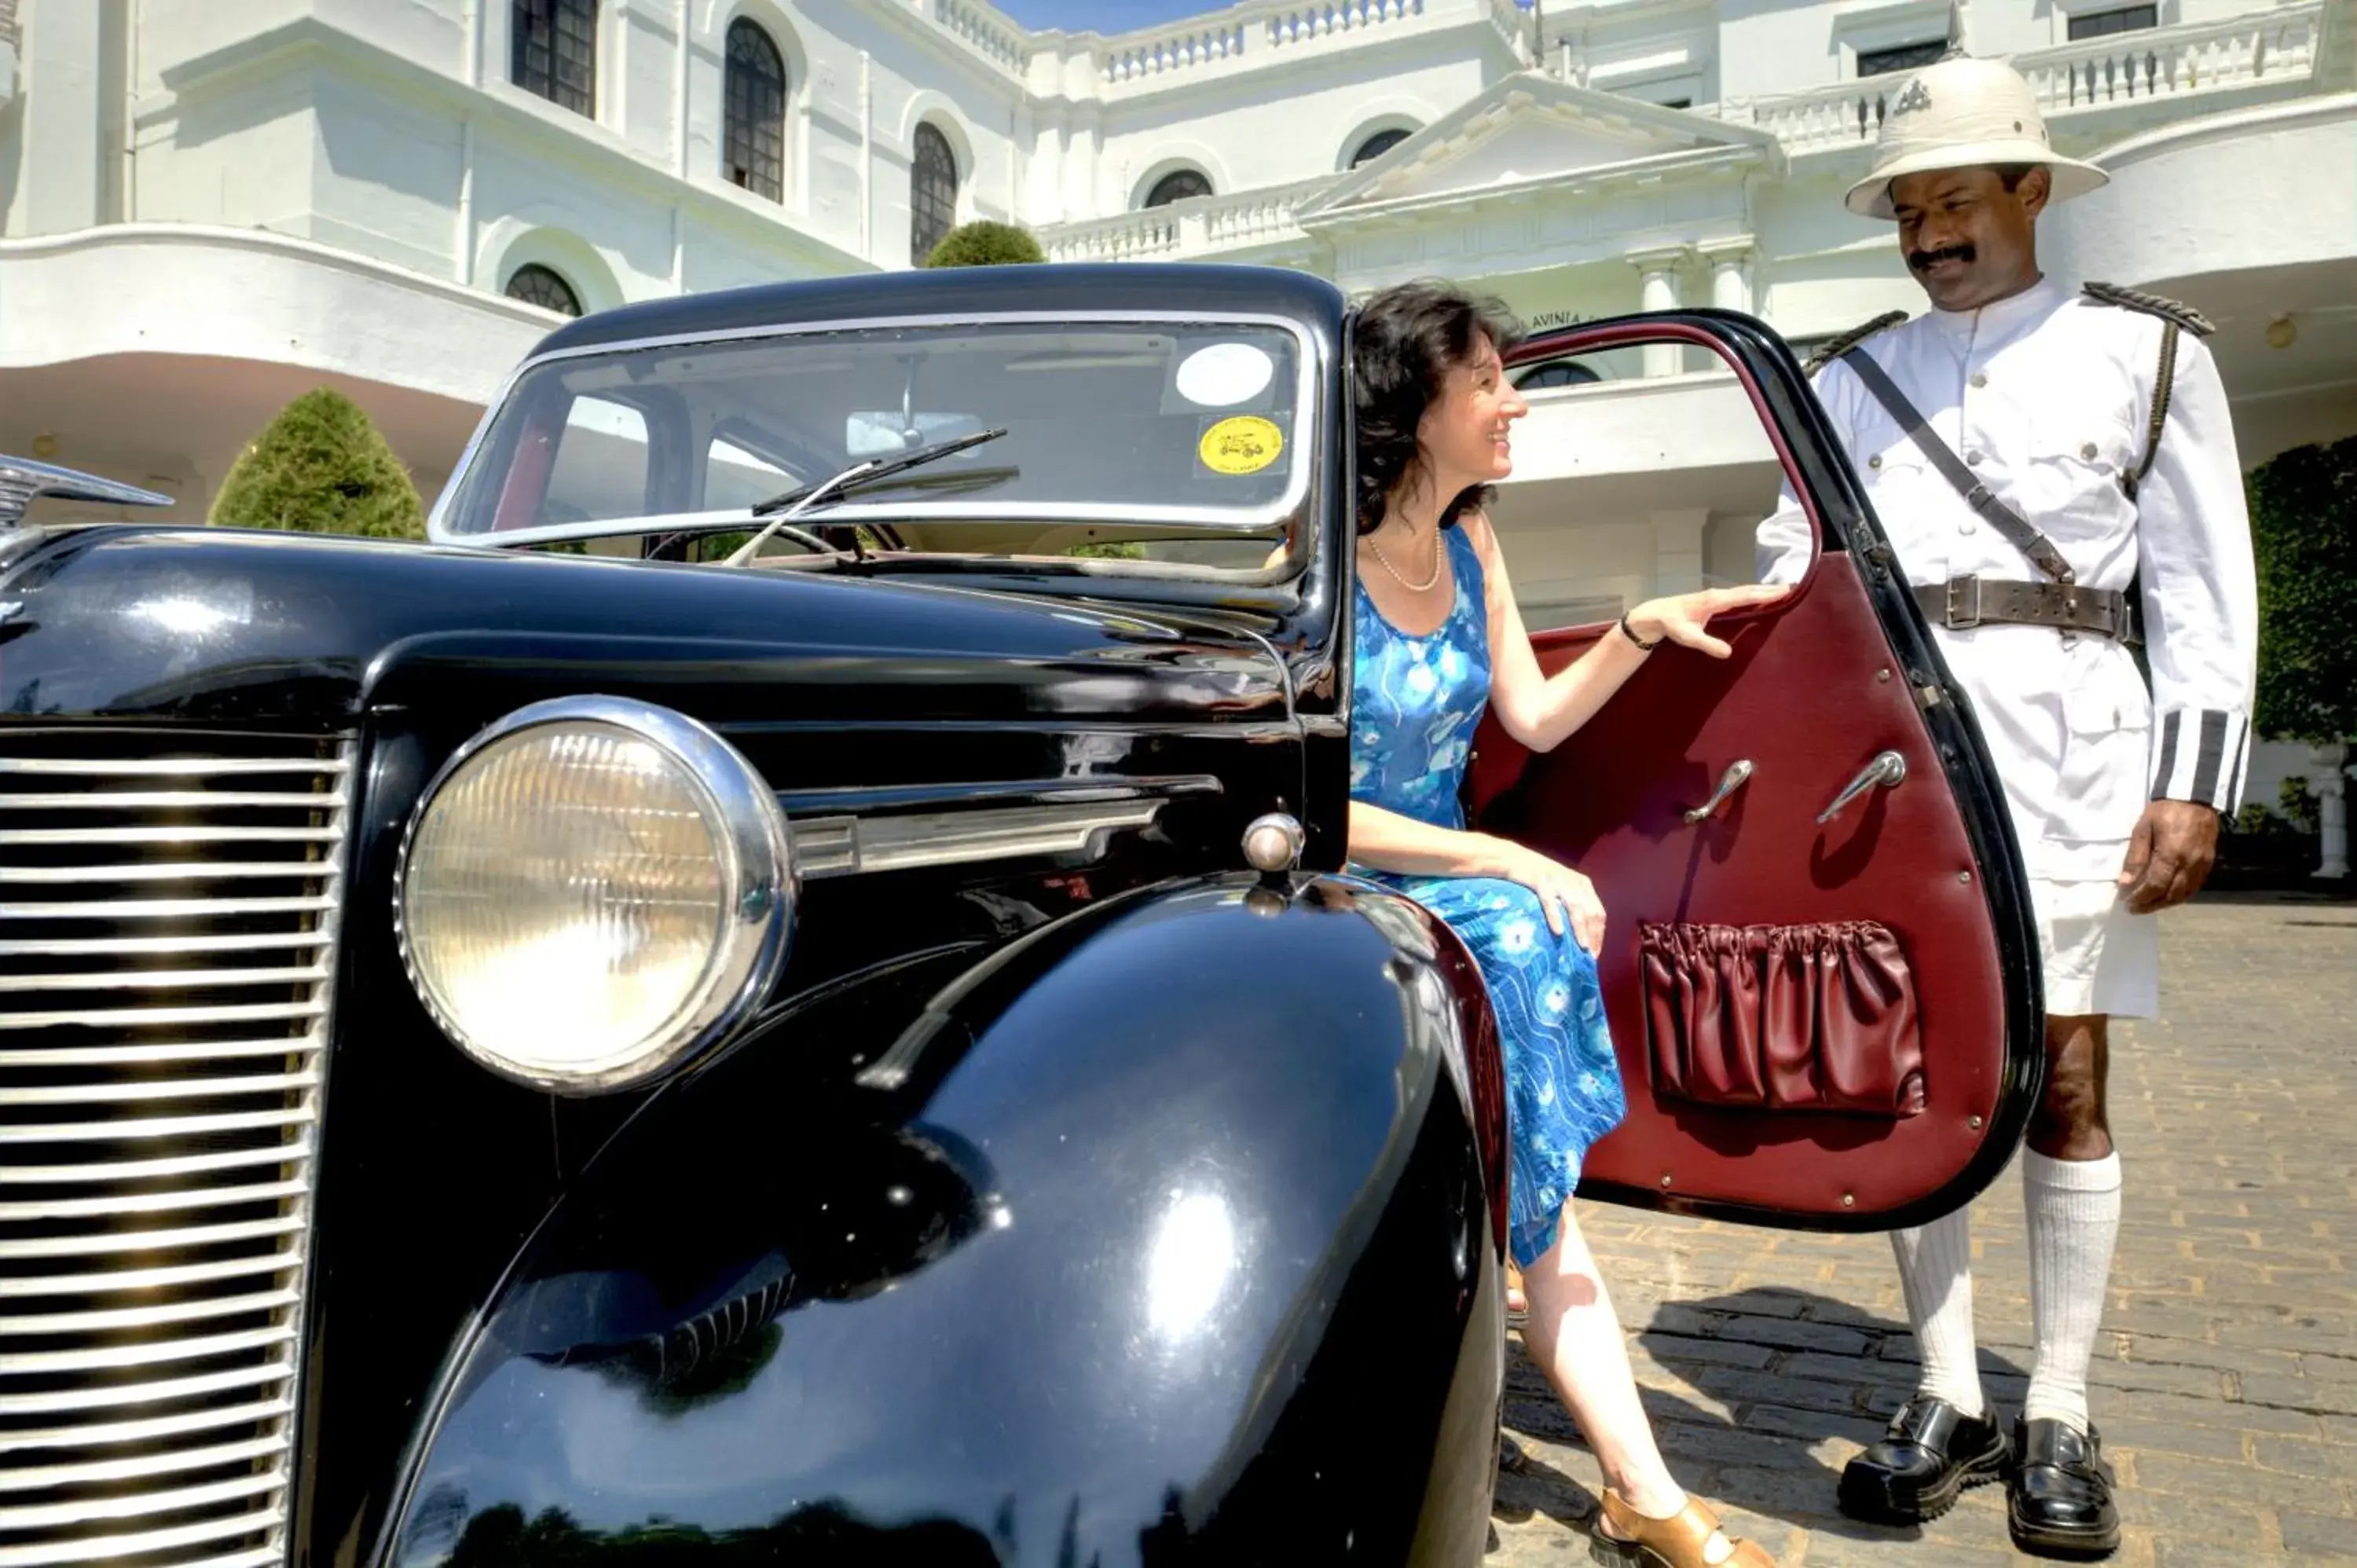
{"left": 996, "top": 0, "right": 1527, "bottom": 31}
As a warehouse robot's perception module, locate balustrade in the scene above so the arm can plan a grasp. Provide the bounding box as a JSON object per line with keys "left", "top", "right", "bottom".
{"left": 1719, "top": 4, "right": 2322, "bottom": 152}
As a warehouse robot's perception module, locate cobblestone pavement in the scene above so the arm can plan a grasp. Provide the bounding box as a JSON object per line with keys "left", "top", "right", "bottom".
{"left": 1487, "top": 894, "right": 2357, "bottom": 1566}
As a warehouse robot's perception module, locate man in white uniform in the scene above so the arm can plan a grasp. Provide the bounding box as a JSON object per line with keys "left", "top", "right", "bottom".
{"left": 1755, "top": 53, "right": 2257, "bottom": 1560}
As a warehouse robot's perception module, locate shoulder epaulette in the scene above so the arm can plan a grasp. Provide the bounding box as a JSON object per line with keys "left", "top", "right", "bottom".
{"left": 2082, "top": 281, "right": 2214, "bottom": 337}
{"left": 1801, "top": 310, "right": 1908, "bottom": 376}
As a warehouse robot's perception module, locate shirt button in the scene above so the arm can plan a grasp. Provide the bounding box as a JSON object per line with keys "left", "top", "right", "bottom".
{"left": 1959, "top": 520, "right": 1977, "bottom": 535}
{"left": 1970, "top": 372, "right": 1988, "bottom": 389}
{"left": 2080, "top": 441, "right": 2099, "bottom": 460}
{"left": 1965, "top": 450, "right": 1983, "bottom": 466}
{"left": 1868, "top": 454, "right": 1882, "bottom": 469}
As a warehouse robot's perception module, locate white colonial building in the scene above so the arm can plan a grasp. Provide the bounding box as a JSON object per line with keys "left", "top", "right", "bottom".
{"left": 2, "top": 0, "right": 2351, "bottom": 755}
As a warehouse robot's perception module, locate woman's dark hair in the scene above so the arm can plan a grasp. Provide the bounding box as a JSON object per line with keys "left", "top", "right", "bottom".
{"left": 1351, "top": 280, "right": 1524, "bottom": 535}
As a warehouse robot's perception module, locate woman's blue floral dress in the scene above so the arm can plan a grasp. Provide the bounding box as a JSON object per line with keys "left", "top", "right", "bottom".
{"left": 1350, "top": 526, "right": 1627, "bottom": 1269}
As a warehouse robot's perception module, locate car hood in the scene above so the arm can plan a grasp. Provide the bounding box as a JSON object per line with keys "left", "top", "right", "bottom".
{"left": 0, "top": 526, "right": 1288, "bottom": 729}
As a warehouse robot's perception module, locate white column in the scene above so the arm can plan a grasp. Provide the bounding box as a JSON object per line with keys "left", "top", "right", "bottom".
{"left": 2315, "top": 744, "right": 2352, "bottom": 880}
{"left": 1629, "top": 249, "right": 1687, "bottom": 378}
{"left": 13, "top": 0, "right": 108, "bottom": 234}
{"left": 1702, "top": 240, "right": 1754, "bottom": 315}
{"left": 858, "top": 52, "right": 874, "bottom": 261}
{"left": 1651, "top": 508, "right": 1710, "bottom": 597}
{"left": 673, "top": 0, "right": 691, "bottom": 179}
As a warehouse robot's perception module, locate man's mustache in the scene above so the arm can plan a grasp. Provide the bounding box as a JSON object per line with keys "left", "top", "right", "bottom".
{"left": 1908, "top": 244, "right": 1977, "bottom": 272}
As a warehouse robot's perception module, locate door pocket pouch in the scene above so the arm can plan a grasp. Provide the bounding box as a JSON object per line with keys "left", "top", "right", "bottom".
{"left": 1640, "top": 921, "right": 1925, "bottom": 1118}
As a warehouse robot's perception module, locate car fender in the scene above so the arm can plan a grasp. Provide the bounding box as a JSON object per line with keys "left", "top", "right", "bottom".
{"left": 380, "top": 874, "right": 1509, "bottom": 1568}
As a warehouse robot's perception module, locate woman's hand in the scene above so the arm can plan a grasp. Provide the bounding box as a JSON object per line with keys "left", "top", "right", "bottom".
{"left": 1625, "top": 582, "right": 1794, "bottom": 659}
{"left": 1495, "top": 841, "right": 1607, "bottom": 956}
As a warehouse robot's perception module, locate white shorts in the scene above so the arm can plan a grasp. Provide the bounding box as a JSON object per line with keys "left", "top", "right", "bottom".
{"left": 2031, "top": 876, "right": 2160, "bottom": 1019}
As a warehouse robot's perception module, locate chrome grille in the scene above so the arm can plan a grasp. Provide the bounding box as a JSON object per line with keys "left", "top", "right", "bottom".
{"left": 0, "top": 731, "right": 353, "bottom": 1568}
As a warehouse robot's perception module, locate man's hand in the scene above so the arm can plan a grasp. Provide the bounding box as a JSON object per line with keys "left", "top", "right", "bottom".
{"left": 2117, "top": 799, "right": 2221, "bottom": 914}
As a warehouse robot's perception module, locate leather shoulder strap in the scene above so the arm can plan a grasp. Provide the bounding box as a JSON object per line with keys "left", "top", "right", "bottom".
{"left": 1840, "top": 346, "right": 2077, "bottom": 586}
{"left": 1802, "top": 310, "right": 1908, "bottom": 376}
{"left": 2082, "top": 281, "right": 2215, "bottom": 337}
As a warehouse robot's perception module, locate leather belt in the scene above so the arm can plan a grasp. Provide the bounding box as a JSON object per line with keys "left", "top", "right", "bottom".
{"left": 1912, "top": 576, "right": 2141, "bottom": 644}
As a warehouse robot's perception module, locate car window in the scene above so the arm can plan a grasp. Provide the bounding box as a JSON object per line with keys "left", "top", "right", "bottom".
{"left": 1486, "top": 360, "right": 1783, "bottom": 633}
{"left": 541, "top": 397, "right": 651, "bottom": 530}
{"left": 439, "top": 320, "right": 1311, "bottom": 566}
{"left": 704, "top": 435, "right": 797, "bottom": 512}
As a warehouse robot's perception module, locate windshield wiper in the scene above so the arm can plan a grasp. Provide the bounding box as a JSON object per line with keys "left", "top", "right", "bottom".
{"left": 724, "top": 427, "right": 1009, "bottom": 567}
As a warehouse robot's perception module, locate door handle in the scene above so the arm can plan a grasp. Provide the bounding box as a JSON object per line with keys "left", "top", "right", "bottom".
{"left": 1816, "top": 750, "right": 1908, "bottom": 825}
{"left": 1684, "top": 759, "right": 1755, "bottom": 823}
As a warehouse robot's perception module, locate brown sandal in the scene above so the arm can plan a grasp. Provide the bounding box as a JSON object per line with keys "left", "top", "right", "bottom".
{"left": 1594, "top": 1489, "right": 1775, "bottom": 1568}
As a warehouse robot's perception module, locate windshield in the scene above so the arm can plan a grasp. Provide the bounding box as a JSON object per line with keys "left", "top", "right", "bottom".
{"left": 432, "top": 317, "right": 1312, "bottom": 573}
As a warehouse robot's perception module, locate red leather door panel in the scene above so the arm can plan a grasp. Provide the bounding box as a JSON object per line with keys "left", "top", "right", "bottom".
{"left": 1468, "top": 315, "right": 2041, "bottom": 1230}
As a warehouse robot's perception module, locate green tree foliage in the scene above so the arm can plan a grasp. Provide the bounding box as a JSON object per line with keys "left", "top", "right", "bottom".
{"left": 207, "top": 387, "right": 427, "bottom": 539}
{"left": 922, "top": 220, "right": 1046, "bottom": 269}
{"left": 2250, "top": 434, "right": 2357, "bottom": 743}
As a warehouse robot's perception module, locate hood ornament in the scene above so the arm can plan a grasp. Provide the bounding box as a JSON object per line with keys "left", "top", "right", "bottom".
{"left": 0, "top": 455, "right": 176, "bottom": 530}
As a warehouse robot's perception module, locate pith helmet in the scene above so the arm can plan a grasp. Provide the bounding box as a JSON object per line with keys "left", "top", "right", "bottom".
{"left": 1843, "top": 54, "right": 2110, "bottom": 219}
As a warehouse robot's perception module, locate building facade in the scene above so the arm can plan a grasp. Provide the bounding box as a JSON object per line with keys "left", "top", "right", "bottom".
{"left": 2, "top": 0, "right": 2352, "bottom": 800}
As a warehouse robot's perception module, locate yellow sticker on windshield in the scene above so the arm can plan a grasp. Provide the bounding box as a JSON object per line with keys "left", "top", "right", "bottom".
{"left": 1199, "top": 416, "right": 1283, "bottom": 475}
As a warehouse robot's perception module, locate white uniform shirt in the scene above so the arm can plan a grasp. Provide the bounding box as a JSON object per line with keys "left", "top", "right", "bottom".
{"left": 1757, "top": 277, "right": 2259, "bottom": 883}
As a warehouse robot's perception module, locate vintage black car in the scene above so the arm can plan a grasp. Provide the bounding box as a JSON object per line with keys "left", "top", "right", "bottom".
{"left": 0, "top": 265, "right": 2041, "bottom": 1568}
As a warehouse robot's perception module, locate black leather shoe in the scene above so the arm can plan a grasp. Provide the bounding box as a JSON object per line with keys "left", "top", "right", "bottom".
{"left": 1837, "top": 1394, "right": 2011, "bottom": 1524}
{"left": 2009, "top": 1417, "right": 2121, "bottom": 1559}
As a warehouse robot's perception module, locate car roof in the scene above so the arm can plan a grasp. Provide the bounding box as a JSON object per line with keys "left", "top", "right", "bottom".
{"left": 526, "top": 262, "right": 1349, "bottom": 358}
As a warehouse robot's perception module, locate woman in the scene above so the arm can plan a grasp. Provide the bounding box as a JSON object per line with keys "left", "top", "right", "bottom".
{"left": 1346, "top": 281, "right": 1785, "bottom": 1568}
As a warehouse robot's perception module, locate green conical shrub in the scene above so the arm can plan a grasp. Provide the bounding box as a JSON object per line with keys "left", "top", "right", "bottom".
{"left": 922, "top": 220, "right": 1046, "bottom": 269}
{"left": 208, "top": 387, "right": 427, "bottom": 539}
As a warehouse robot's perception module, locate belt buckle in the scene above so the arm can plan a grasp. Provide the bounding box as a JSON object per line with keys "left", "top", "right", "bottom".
{"left": 1944, "top": 575, "right": 1983, "bottom": 630}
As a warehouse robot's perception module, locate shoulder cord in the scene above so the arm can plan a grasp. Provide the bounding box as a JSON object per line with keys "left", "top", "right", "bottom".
{"left": 2121, "top": 321, "right": 2179, "bottom": 502}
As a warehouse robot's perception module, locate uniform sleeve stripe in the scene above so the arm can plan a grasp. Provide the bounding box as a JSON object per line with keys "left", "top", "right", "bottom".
{"left": 2188, "top": 710, "right": 2230, "bottom": 808}
{"left": 2150, "top": 709, "right": 2246, "bottom": 809}
{"left": 2150, "top": 711, "right": 2182, "bottom": 798}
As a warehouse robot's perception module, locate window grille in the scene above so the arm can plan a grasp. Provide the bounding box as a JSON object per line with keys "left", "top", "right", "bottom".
{"left": 724, "top": 20, "right": 787, "bottom": 202}
{"left": 513, "top": 0, "right": 596, "bottom": 116}
{"left": 1857, "top": 38, "right": 1946, "bottom": 76}
{"left": 1143, "top": 169, "right": 1214, "bottom": 207}
{"left": 506, "top": 263, "right": 583, "bottom": 317}
{"left": 910, "top": 124, "right": 960, "bottom": 265}
{"left": 2067, "top": 5, "right": 2157, "bottom": 39}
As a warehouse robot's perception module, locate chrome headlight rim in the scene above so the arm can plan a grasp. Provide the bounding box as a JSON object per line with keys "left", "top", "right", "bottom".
{"left": 394, "top": 694, "right": 795, "bottom": 1095}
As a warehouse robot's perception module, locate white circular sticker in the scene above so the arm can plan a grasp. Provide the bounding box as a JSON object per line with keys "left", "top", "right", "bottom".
{"left": 1175, "top": 343, "right": 1276, "bottom": 408}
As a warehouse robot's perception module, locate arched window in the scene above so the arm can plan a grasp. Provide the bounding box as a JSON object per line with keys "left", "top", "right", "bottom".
{"left": 1349, "top": 127, "right": 1412, "bottom": 167}
{"left": 1143, "top": 168, "right": 1213, "bottom": 208}
{"left": 512, "top": 0, "right": 597, "bottom": 117}
{"left": 724, "top": 19, "right": 787, "bottom": 203}
{"left": 909, "top": 123, "right": 960, "bottom": 265}
{"left": 505, "top": 263, "right": 583, "bottom": 317}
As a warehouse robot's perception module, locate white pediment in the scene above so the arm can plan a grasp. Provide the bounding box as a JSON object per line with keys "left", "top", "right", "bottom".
{"left": 1300, "top": 73, "right": 1780, "bottom": 218}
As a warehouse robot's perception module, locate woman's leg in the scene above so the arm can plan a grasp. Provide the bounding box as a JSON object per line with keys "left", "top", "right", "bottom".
{"left": 1518, "top": 1199, "right": 1686, "bottom": 1520}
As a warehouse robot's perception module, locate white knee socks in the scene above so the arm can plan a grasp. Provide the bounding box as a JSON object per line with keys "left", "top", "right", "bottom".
{"left": 1890, "top": 1207, "right": 1984, "bottom": 1417}
{"left": 2022, "top": 1150, "right": 2123, "bottom": 1434}
{"left": 1889, "top": 1153, "right": 2124, "bottom": 1434}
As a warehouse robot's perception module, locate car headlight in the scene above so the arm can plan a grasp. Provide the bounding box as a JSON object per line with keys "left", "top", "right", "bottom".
{"left": 396, "top": 695, "right": 793, "bottom": 1093}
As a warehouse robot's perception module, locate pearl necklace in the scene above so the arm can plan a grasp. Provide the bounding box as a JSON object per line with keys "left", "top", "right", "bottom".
{"left": 1366, "top": 526, "right": 1443, "bottom": 593}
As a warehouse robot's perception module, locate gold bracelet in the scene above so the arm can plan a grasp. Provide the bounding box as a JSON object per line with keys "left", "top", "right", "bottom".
{"left": 1618, "top": 613, "right": 1662, "bottom": 651}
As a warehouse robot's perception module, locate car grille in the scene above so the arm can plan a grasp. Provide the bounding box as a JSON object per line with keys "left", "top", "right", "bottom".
{"left": 0, "top": 730, "right": 354, "bottom": 1568}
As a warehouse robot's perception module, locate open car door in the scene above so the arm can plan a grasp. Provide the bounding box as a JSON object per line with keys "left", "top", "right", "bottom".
{"left": 1464, "top": 310, "right": 2043, "bottom": 1231}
